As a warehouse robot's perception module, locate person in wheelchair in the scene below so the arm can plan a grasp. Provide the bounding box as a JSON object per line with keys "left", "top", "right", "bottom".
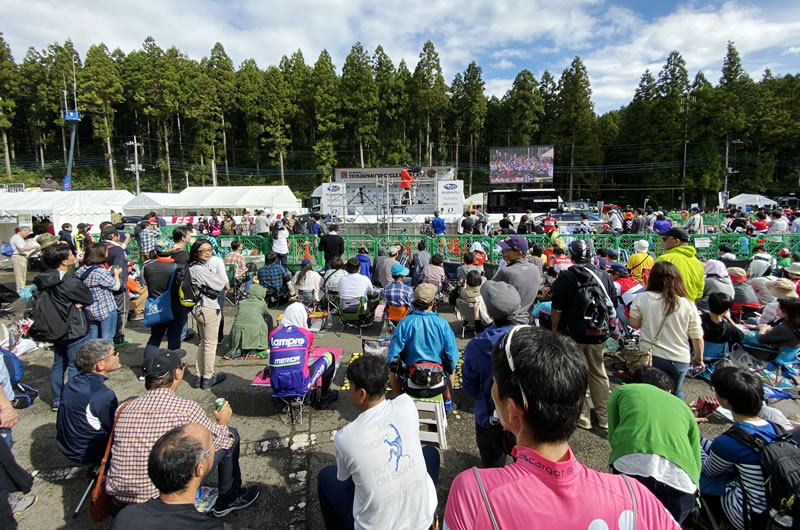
{"left": 226, "top": 284, "right": 274, "bottom": 360}
{"left": 268, "top": 303, "right": 338, "bottom": 409}
{"left": 387, "top": 284, "right": 460, "bottom": 411}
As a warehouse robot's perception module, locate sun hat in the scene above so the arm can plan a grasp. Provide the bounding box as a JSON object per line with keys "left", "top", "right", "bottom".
{"left": 634, "top": 240, "right": 649, "bottom": 253}
{"left": 767, "top": 279, "right": 799, "bottom": 298}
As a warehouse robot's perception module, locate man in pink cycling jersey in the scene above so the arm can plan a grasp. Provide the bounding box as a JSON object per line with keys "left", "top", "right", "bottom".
{"left": 443, "top": 326, "right": 679, "bottom": 529}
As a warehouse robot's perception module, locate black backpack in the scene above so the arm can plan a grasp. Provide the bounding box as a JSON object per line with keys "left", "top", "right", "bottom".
{"left": 567, "top": 266, "right": 614, "bottom": 343}
{"left": 28, "top": 288, "right": 72, "bottom": 342}
{"left": 177, "top": 265, "right": 221, "bottom": 308}
{"left": 294, "top": 220, "right": 308, "bottom": 235}
{"left": 725, "top": 423, "right": 800, "bottom": 528}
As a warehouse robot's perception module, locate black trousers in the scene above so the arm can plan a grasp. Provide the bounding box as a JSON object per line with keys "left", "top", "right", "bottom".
{"left": 475, "top": 422, "right": 515, "bottom": 468}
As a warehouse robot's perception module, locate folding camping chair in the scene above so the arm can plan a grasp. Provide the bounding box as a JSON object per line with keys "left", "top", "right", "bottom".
{"left": 336, "top": 296, "right": 373, "bottom": 338}
{"left": 272, "top": 392, "right": 310, "bottom": 425}
{"left": 225, "top": 264, "right": 247, "bottom": 306}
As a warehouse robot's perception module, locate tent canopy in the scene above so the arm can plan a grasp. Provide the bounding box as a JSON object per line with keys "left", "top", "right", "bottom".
{"left": 123, "top": 192, "right": 173, "bottom": 213}
{"left": 171, "top": 186, "right": 299, "bottom": 211}
{"left": 0, "top": 190, "right": 134, "bottom": 216}
{"left": 727, "top": 193, "right": 777, "bottom": 207}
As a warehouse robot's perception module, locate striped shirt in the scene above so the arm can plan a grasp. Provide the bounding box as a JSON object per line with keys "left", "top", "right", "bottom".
{"left": 105, "top": 388, "right": 235, "bottom": 504}
{"left": 700, "top": 420, "right": 778, "bottom": 530}
{"left": 76, "top": 266, "right": 119, "bottom": 321}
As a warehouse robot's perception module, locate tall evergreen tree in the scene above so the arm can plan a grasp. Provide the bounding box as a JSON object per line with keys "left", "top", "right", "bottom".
{"left": 311, "top": 50, "right": 341, "bottom": 175}
{"left": 263, "top": 66, "right": 292, "bottom": 184}
{"left": 412, "top": 41, "right": 448, "bottom": 166}
{"left": 462, "top": 62, "right": 487, "bottom": 195}
{"left": 340, "top": 42, "right": 378, "bottom": 168}
{"left": 206, "top": 43, "right": 236, "bottom": 184}
{"left": 0, "top": 33, "right": 17, "bottom": 178}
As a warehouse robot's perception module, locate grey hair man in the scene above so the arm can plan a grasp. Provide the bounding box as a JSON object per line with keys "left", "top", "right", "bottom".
{"left": 56, "top": 339, "right": 120, "bottom": 464}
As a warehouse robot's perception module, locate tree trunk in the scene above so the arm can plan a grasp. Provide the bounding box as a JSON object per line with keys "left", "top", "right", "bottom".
{"left": 163, "top": 122, "right": 173, "bottom": 192}
{"left": 454, "top": 130, "right": 459, "bottom": 171}
{"left": 469, "top": 134, "right": 474, "bottom": 197}
{"left": 156, "top": 123, "right": 164, "bottom": 184}
{"left": 9, "top": 134, "right": 15, "bottom": 162}
{"left": 279, "top": 148, "right": 285, "bottom": 186}
{"left": 221, "top": 113, "right": 230, "bottom": 185}
{"left": 76, "top": 132, "right": 81, "bottom": 159}
{"left": 211, "top": 144, "right": 218, "bottom": 186}
{"left": 39, "top": 141, "right": 45, "bottom": 169}
{"left": 104, "top": 114, "right": 115, "bottom": 189}
{"left": 176, "top": 113, "right": 184, "bottom": 159}
{"left": 2, "top": 129, "right": 10, "bottom": 179}
{"left": 146, "top": 118, "right": 152, "bottom": 160}
{"left": 568, "top": 129, "right": 576, "bottom": 201}
{"left": 359, "top": 139, "right": 364, "bottom": 168}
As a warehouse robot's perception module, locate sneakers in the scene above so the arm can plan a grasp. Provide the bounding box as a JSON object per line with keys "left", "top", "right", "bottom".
{"left": 184, "top": 331, "right": 196, "bottom": 341}
{"left": 138, "top": 374, "right": 145, "bottom": 381}
{"left": 212, "top": 486, "right": 259, "bottom": 517}
{"left": 8, "top": 494, "right": 37, "bottom": 516}
{"left": 129, "top": 313, "right": 144, "bottom": 321}
{"left": 201, "top": 373, "right": 227, "bottom": 390}
{"left": 114, "top": 338, "right": 132, "bottom": 347}
{"left": 190, "top": 375, "right": 201, "bottom": 389}
{"left": 577, "top": 417, "right": 593, "bottom": 430}
{"left": 315, "top": 390, "right": 339, "bottom": 410}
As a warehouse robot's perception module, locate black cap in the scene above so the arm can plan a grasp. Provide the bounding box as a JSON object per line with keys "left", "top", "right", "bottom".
{"left": 661, "top": 227, "right": 690, "bottom": 242}
{"left": 141, "top": 349, "right": 186, "bottom": 378}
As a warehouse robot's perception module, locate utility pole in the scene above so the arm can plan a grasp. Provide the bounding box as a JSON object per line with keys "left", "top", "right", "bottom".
{"left": 125, "top": 136, "right": 143, "bottom": 195}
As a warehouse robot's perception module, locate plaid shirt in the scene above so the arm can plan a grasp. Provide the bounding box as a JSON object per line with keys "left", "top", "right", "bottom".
{"left": 138, "top": 228, "right": 161, "bottom": 256}
{"left": 257, "top": 263, "right": 291, "bottom": 294}
{"left": 383, "top": 280, "right": 413, "bottom": 309}
{"left": 75, "top": 266, "right": 119, "bottom": 321}
{"left": 224, "top": 251, "right": 248, "bottom": 280}
{"left": 105, "top": 388, "right": 234, "bottom": 504}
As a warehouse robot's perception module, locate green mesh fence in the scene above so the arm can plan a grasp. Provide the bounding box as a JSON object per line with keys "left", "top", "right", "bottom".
{"left": 342, "top": 235, "right": 377, "bottom": 261}
{"left": 287, "top": 235, "right": 323, "bottom": 267}
{"left": 689, "top": 234, "right": 719, "bottom": 261}
{"left": 754, "top": 234, "right": 788, "bottom": 259}
{"left": 618, "top": 235, "right": 662, "bottom": 261}
{"left": 787, "top": 235, "right": 800, "bottom": 256}
{"left": 431, "top": 235, "right": 493, "bottom": 262}
{"left": 374, "top": 235, "right": 428, "bottom": 258}
{"left": 717, "top": 234, "right": 753, "bottom": 258}
{"left": 215, "top": 235, "right": 268, "bottom": 257}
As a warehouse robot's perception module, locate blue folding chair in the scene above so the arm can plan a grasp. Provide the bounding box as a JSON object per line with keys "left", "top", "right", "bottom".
{"left": 703, "top": 342, "right": 729, "bottom": 361}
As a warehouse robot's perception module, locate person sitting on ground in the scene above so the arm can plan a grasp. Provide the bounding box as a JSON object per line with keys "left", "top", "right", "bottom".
{"left": 56, "top": 339, "right": 119, "bottom": 465}
{"left": 317, "top": 355, "right": 439, "bottom": 529}
{"left": 257, "top": 252, "right": 293, "bottom": 301}
{"left": 696, "top": 259, "right": 735, "bottom": 312}
{"left": 126, "top": 260, "right": 147, "bottom": 321}
{"left": 777, "top": 248, "right": 792, "bottom": 269}
{"left": 292, "top": 258, "right": 323, "bottom": 302}
{"left": 700, "top": 366, "right": 783, "bottom": 529}
{"left": 493, "top": 236, "right": 542, "bottom": 325}
{"left": 226, "top": 284, "right": 274, "bottom": 360}
{"left": 606, "top": 248, "right": 620, "bottom": 264}
{"left": 701, "top": 292, "right": 744, "bottom": 347}
{"left": 105, "top": 348, "right": 259, "bottom": 517}
{"left": 462, "top": 281, "right": 520, "bottom": 468}
{"left": 268, "top": 303, "right": 338, "bottom": 408}
{"left": 321, "top": 257, "right": 346, "bottom": 298}
{"left": 608, "top": 366, "right": 701, "bottom": 524}
{"left": 387, "top": 283, "right": 460, "bottom": 410}
{"left": 456, "top": 252, "right": 480, "bottom": 282}
{"left": 549, "top": 246, "right": 572, "bottom": 275}
{"left": 752, "top": 244, "right": 774, "bottom": 266}
{"left": 112, "top": 424, "right": 224, "bottom": 529}
{"left": 411, "top": 241, "right": 431, "bottom": 286}
{"left": 656, "top": 228, "right": 705, "bottom": 302}
{"left": 420, "top": 253, "right": 446, "bottom": 289}
{"left": 593, "top": 248, "right": 608, "bottom": 270}
{"left": 383, "top": 264, "right": 414, "bottom": 324}
{"left": 749, "top": 259, "right": 777, "bottom": 306}
{"left": 444, "top": 326, "right": 680, "bottom": 529}
{"left": 728, "top": 267, "right": 760, "bottom": 320}
{"left": 377, "top": 246, "right": 400, "bottom": 287}
{"left": 355, "top": 246, "right": 371, "bottom": 279}
{"left": 717, "top": 244, "right": 737, "bottom": 261}
{"left": 607, "top": 263, "right": 643, "bottom": 327}
{"left": 742, "top": 297, "right": 800, "bottom": 350}
{"left": 527, "top": 245, "right": 544, "bottom": 275}
{"left": 627, "top": 239, "right": 654, "bottom": 283}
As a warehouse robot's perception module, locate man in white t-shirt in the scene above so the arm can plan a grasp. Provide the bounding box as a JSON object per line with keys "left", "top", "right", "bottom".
{"left": 338, "top": 257, "right": 378, "bottom": 313}
{"left": 317, "top": 354, "right": 439, "bottom": 529}
{"left": 9, "top": 226, "right": 38, "bottom": 291}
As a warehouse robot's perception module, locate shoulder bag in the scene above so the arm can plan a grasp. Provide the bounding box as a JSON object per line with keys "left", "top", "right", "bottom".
{"left": 624, "top": 304, "right": 668, "bottom": 371}
{"left": 89, "top": 400, "right": 131, "bottom": 522}
{"left": 143, "top": 264, "right": 177, "bottom": 327}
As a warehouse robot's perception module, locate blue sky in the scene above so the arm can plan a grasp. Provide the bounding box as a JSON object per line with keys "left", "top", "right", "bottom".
{"left": 3, "top": 0, "right": 800, "bottom": 113}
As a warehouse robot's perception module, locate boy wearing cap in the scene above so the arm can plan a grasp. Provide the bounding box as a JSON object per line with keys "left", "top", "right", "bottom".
{"left": 383, "top": 264, "right": 413, "bottom": 322}
{"left": 656, "top": 228, "right": 705, "bottom": 302}
{"left": 462, "top": 281, "right": 520, "bottom": 467}
{"left": 492, "top": 236, "right": 541, "bottom": 325}
{"left": 106, "top": 349, "right": 259, "bottom": 517}
{"left": 387, "top": 283, "right": 459, "bottom": 410}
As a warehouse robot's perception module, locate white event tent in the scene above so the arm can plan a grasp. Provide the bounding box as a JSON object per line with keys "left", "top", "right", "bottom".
{"left": 122, "top": 192, "right": 179, "bottom": 215}
{"left": 167, "top": 186, "right": 300, "bottom": 213}
{"left": 727, "top": 194, "right": 777, "bottom": 208}
{"left": 0, "top": 190, "right": 134, "bottom": 241}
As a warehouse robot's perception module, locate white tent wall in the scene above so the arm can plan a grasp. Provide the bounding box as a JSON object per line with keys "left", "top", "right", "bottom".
{"left": 171, "top": 186, "right": 301, "bottom": 214}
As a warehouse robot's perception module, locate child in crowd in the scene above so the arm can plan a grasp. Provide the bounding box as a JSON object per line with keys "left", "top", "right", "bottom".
{"left": 701, "top": 292, "right": 744, "bottom": 346}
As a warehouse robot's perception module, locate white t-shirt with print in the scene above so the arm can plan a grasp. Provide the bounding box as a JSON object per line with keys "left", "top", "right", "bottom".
{"left": 334, "top": 394, "right": 438, "bottom": 530}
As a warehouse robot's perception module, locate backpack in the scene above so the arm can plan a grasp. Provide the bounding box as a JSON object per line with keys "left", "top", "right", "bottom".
{"left": 293, "top": 220, "right": 307, "bottom": 235}
{"left": 28, "top": 288, "right": 71, "bottom": 342}
{"left": 1, "top": 242, "right": 13, "bottom": 257}
{"left": 1, "top": 348, "right": 38, "bottom": 409}
{"left": 177, "top": 265, "right": 221, "bottom": 308}
{"left": 725, "top": 422, "right": 800, "bottom": 527}
{"left": 568, "top": 266, "right": 615, "bottom": 342}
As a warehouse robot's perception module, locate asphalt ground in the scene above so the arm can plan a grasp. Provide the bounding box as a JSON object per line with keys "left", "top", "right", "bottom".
{"left": 1, "top": 267, "right": 732, "bottom": 530}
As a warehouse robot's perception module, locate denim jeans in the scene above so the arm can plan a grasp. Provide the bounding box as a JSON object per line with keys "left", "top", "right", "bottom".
{"left": 276, "top": 253, "right": 288, "bottom": 268}
{"left": 652, "top": 356, "right": 690, "bottom": 400}
{"left": 144, "top": 305, "right": 187, "bottom": 359}
{"left": 210, "top": 427, "right": 243, "bottom": 506}
{"left": 113, "top": 291, "right": 129, "bottom": 343}
{"left": 87, "top": 309, "right": 117, "bottom": 341}
{"left": 51, "top": 335, "right": 90, "bottom": 404}
{"left": 0, "top": 429, "right": 11, "bottom": 448}
{"left": 317, "top": 445, "right": 440, "bottom": 530}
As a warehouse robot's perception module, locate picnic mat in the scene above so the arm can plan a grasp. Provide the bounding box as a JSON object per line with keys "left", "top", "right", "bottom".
{"left": 340, "top": 351, "right": 465, "bottom": 391}
{"left": 251, "top": 347, "right": 342, "bottom": 388}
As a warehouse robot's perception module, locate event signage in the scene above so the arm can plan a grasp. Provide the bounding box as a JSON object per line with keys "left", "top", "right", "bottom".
{"left": 334, "top": 166, "right": 456, "bottom": 184}
{"left": 436, "top": 180, "right": 464, "bottom": 220}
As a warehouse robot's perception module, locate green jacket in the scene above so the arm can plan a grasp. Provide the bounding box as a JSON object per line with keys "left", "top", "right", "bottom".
{"left": 228, "top": 284, "right": 272, "bottom": 350}
{"left": 656, "top": 245, "right": 705, "bottom": 301}
{"left": 608, "top": 384, "right": 701, "bottom": 487}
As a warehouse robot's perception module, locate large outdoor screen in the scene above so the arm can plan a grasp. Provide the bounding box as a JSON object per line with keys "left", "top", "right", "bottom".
{"left": 489, "top": 145, "right": 554, "bottom": 184}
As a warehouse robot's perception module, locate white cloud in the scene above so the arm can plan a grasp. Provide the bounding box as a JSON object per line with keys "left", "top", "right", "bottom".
{"left": 484, "top": 78, "right": 515, "bottom": 99}
{"left": 782, "top": 46, "right": 800, "bottom": 55}
{"left": 491, "top": 58, "right": 515, "bottom": 69}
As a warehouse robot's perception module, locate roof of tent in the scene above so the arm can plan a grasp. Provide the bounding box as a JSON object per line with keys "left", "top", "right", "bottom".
{"left": 171, "top": 186, "right": 298, "bottom": 211}
{"left": 123, "top": 193, "right": 170, "bottom": 212}
{"left": 0, "top": 190, "right": 134, "bottom": 216}
{"left": 727, "top": 193, "right": 777, "bottom": 206}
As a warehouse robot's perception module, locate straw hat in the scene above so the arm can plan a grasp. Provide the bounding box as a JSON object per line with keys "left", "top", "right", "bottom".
{"left": 767, "top": 278, "right": 799, "bottom": 298}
